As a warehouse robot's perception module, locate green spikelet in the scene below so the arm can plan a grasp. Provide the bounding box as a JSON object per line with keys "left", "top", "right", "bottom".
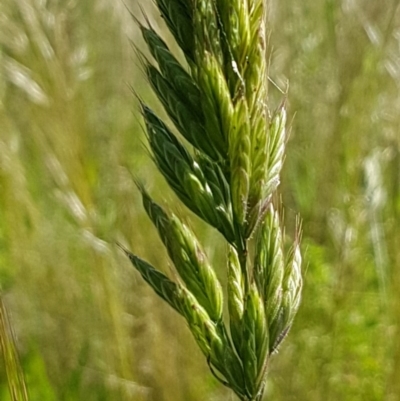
{"left": 246, "top": 2, "right": 268, "bottom": 217}
{"left": 194, "top": 0, "right": 224, "bottom": 65}
{"left": 140, "top": 25, "right": 200, "bottom": 108}
{"left": 193, "top": 0, "right": 232, "bottom": 159}
{"left": 214, "top": 0, "right": 250, "bottom": 95}
{"left": 245, "top": 0, "right": 267, "bottom": 111}
{"left": 168, "top": 215, "right": 224, "bottom": 321}
{"left": 254, "top": 204, "right": 285, "bottom": 340}
{"left": 270, "top": 237, "right": 302, "bottom": 353}
{"left": 137, "top": 187, "right": 223, "bottom": 322}
{"left": 265, "top": 105, "right": 287, "bottom": 197}
{"left": 229, "top": 95, "right": 251, "bottom": 225}
{"left": 283, "top": 240, "right": 303, "bottom": 323}
{"left": 138, "top": 24, "right": 221, "bottom": 160}
{"left": 121, "top": 248, "right": 184, "bottom": 314}
{"left": 216, "top": 0, "right": 250, "bottom": 62}
{"left": 247, "top": 105, "right": 286, "bottom": 237}
{"left": 195, "top": 51, "right": 232, "bottom": 158}
{"left": 227, "top": 246, "right": 245, "bottom": 354}
{"left": 241, "top": 284, "right": 269, "bottom": 399}
{"left": 179, "top": 287, "right": 246, "bottom": 399}
{"left": 123, "top": 250, "right": 245, "bottom": 398}
{"left": 155, "top": 0, "right": 194, "bottom": 62}
{"left": 142, "top": 105, "right": 235, "bottom": 242}
{"left": 145, "top": 65, "right": 211, "bottom": 155}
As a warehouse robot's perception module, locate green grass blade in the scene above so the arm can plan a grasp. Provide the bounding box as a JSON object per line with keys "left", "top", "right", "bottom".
{"left": 0, "top": 296, "right": 29, "bottom": 401}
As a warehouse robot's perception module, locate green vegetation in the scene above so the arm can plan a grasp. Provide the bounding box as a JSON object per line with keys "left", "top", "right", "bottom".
{"left": 1, "top": 1, "right": 400, "bottom": 400}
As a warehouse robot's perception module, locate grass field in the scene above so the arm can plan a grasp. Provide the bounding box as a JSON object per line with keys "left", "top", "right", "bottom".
{"left": 1, "top": 0, "right": 400, "bottom": 400}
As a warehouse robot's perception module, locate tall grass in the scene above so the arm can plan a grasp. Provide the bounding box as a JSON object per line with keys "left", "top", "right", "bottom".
{"left": 0, "top": 0, "right": 400, "bottom": 400}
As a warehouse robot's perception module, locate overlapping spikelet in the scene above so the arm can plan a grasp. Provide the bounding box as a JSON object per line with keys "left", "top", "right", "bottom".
{"left": 122, "top": 0, "right": 302, "bottom": 399}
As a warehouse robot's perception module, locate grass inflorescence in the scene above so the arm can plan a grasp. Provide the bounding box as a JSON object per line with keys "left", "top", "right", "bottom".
{"left": 123, "top": 0, "right": 302, "bottom": 399}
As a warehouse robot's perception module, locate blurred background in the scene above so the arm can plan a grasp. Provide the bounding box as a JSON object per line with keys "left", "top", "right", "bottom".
{"left": 0, "top": 0, "right": 399, "bottom": 400}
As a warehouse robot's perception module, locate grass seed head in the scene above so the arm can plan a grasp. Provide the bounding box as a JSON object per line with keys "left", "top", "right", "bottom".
{"left": 126, "top": 0, "right": 302, "bottom": 398}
